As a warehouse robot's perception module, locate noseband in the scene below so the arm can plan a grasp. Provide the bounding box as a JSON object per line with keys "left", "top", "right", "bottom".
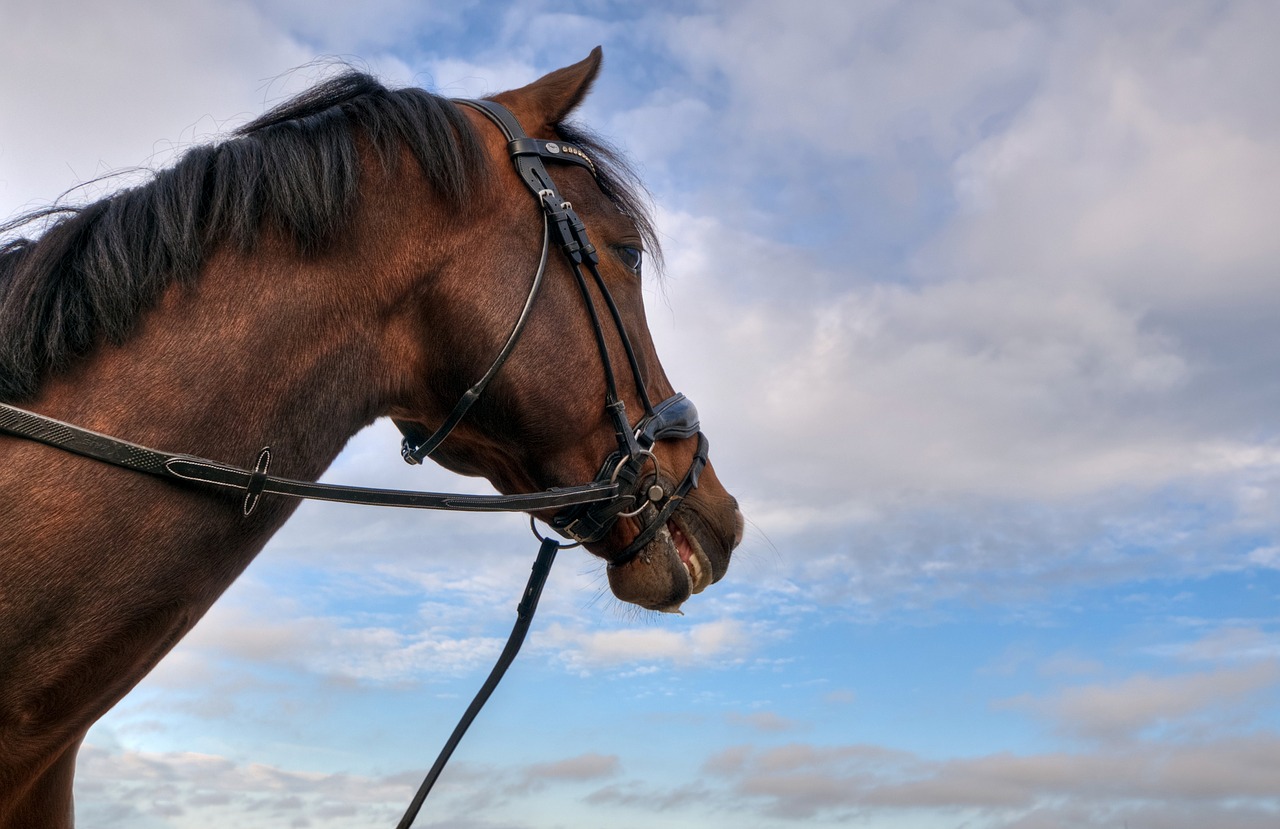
{"left": 396, "top": 98, "right": 709, "bottom": 566}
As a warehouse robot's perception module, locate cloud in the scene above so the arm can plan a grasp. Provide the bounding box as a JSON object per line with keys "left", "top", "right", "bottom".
{"left": 1166, "top": 627, "right": 1280, "bottom": 664}
{"left": 419, "top": 56, "right": 542, "bottom": 98}
{"left": 159, "top": 593, "right": 509, "bottom": 686}
{"left": 251, "top": 0, "right": 479, "bottom": 54}
{"left": 79, "top": 727, "right": 1280, "bottom": 829}
{"left": 727, "top": 711, "right": 801, "bottom": 733}
{"left": 701, "top": 735, "right": 1280, "bottom": 824}
{"left": 663, "top": 0, "right": 1045, "bottom": 160}
{"left": 504, "top": 753, "right": 621, "bottom": 799}
{"left": 1004, "top": 662, "right": 1280, "bottom": 741}
{"left": 583, "top": 780, "right": 714, "bottom": 814}
{"left": 822, "top": 689, "right": 857, "bottom": 705}
{"left": 626, "top": 0, "right": 1280, "bottom": 609}
{"left": 80, "top": 743, "right": 632, "bottom": 829}
{"left": 522, "top": 752, "right": 619, "bottom": 783}
{"left": 0, "top": 0, "right": 318, "bottom": 218}
{"left": 75, "top": 744, "right": 415, "bottom": 829}
{"left": 542, "top": 618, "right": 754, "bottom": 671}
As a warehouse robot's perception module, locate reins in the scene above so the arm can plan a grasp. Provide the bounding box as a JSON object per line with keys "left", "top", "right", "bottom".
{"left": 0, "top": 401, "right": 619, "bottom": 516}
{"left": 0, "top": 96, "right": 710, "bottom": 827}
{"left": 393, "top": 535, "right": 560, "bottom": 829}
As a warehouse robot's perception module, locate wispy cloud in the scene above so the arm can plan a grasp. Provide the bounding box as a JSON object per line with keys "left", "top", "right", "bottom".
{"left": 1002, "top": 662, "right": 1280, "bottom": 741}
{"left": 76, "top": 744, "right": 415, "bottom": 829}
{"left": 726, "top": 711, "right": 802, "bottom": 733}
{"left": 542, "top": 618, "right": 755, "bottom": 672}
{"left": 700, "top": 735, "right": 1280, "bottom": 823}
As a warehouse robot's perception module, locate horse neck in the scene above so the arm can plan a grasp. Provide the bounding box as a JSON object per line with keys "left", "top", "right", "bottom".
{"left": 33, "top": 204, "right": 434, "bottom": 482}
{"left": 7, "top": 135, "right": 473, "bottom": 573}
{"left": 0, "top": 168, "right": 451, "bottom": 772}
{"left": 7, "top": 217, "right": 408, "bottom": 587}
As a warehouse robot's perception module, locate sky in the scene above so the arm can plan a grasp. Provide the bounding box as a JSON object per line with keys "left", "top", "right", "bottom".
{"left": 3, "top": 0, "right": 1280, "bottom": 827}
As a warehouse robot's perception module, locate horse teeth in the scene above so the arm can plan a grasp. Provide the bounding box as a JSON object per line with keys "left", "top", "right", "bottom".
{"left": 687, "top": 549, "right": 704, "bottom": 591}
{"left": 665, "top": 520, "right": 708, "bottom": 593}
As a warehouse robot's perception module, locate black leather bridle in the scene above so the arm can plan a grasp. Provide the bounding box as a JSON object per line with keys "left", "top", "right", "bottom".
{"left": 395, "top": 98, "right": 709, "bottom": 565}
{"left": 0, "top": 97, "right": 711, "bottom": 826}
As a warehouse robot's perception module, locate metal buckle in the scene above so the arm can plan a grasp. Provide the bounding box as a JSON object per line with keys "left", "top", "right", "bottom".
{"left": 530, "top": 516, "right": 582, "bottom": 549}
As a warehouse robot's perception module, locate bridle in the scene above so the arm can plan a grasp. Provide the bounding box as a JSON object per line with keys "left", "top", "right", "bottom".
{"left": 0, "top": 98, "right": 710, "bottom": 826}
{"left": 396, "top": 98, "right": 708, "bottom": 563}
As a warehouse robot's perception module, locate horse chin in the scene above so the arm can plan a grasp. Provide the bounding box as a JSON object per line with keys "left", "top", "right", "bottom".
{"left": 605, "top": 505, "right": 730, "bottom": 613}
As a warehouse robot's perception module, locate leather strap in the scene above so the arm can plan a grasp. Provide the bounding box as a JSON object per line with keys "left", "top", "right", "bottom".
{"left": 0, "top": 402, "right": 618, "bottom": 513}
{"left": 396, "top": 214, "right": 553, "bottom": 464}
{"left": 397, "top": 99, "right": 601, "bottom": 464}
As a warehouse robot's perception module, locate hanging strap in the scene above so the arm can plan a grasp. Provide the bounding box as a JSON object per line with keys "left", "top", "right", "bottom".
{"left": 395, "top": 536, "right": 560, "bottom": 829}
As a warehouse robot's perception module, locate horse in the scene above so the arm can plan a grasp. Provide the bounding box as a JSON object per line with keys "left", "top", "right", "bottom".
{"left": 0, "top": 48, "right": 742, "bottom": 828}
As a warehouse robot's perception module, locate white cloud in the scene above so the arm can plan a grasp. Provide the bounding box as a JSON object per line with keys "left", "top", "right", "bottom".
{"left": 79, "top": 727, "right": 1280, "bottom": 829}
{"left": 0, "top": 0, "right": 320, "bottom": 218}
{"left": 629, "top": 0, "right": 1280, "bottom": 605}
{"left": 648, "top": 0, "right": 1280, "bottom": 499}
{"left": 543, "top": 618, "right": 754, "bottom": 671}
{"left": 938, "top": 37, "right": 1280, "bottom": 316}
{"left": 701, "top": 735, "right": 1280, "bottom": 824}
{"left": 726, "top": 711, "right": 802, "bottom": 733}
{"left": 419, "top": 56, "right": 542, "bottom": 99}
{"left": 1003, "top": 662, "right": 1280, "bottom": 741}
{"left": 251, "top": 0, "right": 478, "bottom": 54}
{"left": 75, "top": 743, "right": 421, "bottom": 829}
{"left": 1155, "top": 626, "right": 1280, "bottom": 665}
{"left": 651, "top": 208, "right": 1280, "bottom": 571}
{"left": 521, "top": 752, "right": 619, "bottom": 783}
{"left": 158, "top": 593, "right": 507, "bottom": 685}
{"left": 663, "top": 0, "right": 1045, "bottom": 160}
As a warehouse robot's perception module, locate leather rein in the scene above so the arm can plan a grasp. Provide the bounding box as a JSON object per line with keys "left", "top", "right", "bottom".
{"left": 0, "top": 98, "right": 709, "bottom": 826}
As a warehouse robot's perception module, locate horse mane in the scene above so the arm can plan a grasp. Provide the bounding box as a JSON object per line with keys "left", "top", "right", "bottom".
{"left": 0, "top": 69, "right": 659, "bottom": 403}
{"left": 0, "top": 71, "right": 487, "bottom": 402}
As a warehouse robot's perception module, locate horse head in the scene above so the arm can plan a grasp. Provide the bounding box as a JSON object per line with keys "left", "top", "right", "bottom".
{"left": 386, "top": 49, "right": 743, "bottom": 612}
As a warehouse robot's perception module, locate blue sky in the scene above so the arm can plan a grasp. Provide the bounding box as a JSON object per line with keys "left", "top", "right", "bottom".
{"left": 4, "top": 1, "right": 1280, "bottom": 827}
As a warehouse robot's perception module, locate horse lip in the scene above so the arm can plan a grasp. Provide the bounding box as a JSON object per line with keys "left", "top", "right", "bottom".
{"left": 670, "top": 514, "right": 713, "bottom": 594}
{"left": 600, "top": 516, "right": 696, "bottom": 613}
{"left": 599, "top": 497, "right": 731, "bottom": 612}
{"left": 673, "top": 504, "right": 731, "bottom": 585}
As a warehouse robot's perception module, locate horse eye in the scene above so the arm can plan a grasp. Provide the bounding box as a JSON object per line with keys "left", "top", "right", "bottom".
{"left": 614, "top": 245, "right": 643, "bottom": 273}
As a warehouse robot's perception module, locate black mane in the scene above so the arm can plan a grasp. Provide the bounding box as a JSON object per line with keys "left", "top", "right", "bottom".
{"left": 0, "top": 70, "right": 658, "bottom": 403}
{"left": 0, "top": 72, "right": 484, "bottom": 402}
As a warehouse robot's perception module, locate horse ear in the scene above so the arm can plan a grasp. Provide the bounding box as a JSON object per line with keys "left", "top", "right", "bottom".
{"left": 496, "top": 46, "right": 603, "bottom": 127}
